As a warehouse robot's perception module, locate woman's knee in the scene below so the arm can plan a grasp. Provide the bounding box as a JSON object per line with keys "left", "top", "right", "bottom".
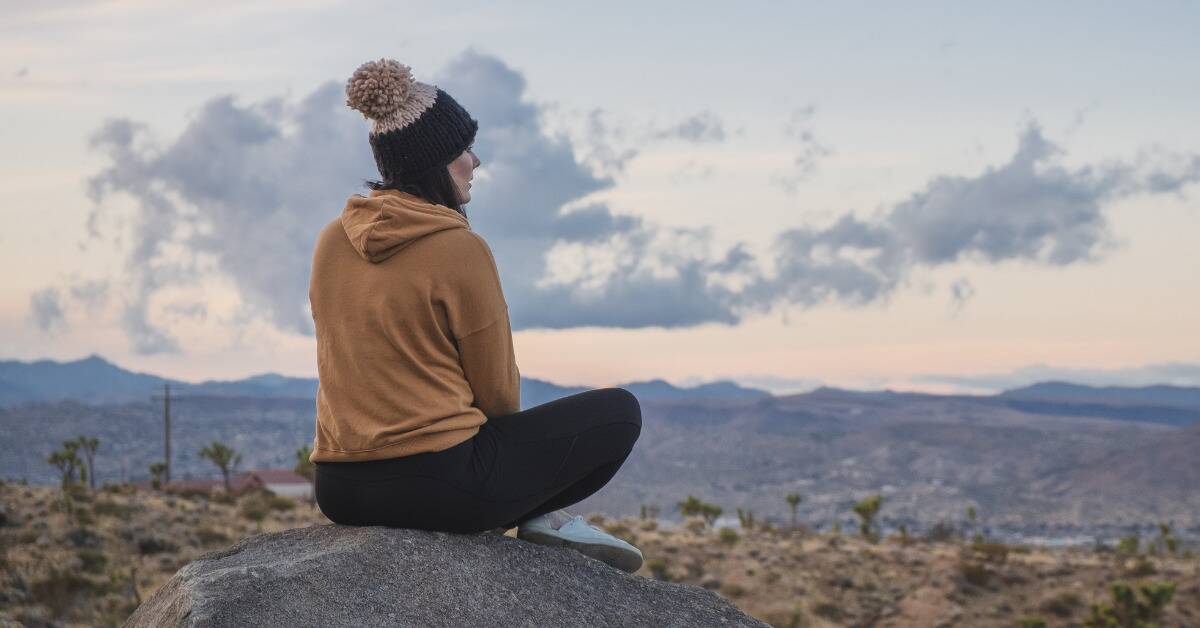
{"left": 600, "top": 387, "right": 642, "bottom": 428}
{"left": 599, "top": 388, "right": 641, "bottom": 452}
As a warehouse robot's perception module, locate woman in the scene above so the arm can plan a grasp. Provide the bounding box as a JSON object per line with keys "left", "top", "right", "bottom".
{"left": 308, "top": 58, "right": 644, "bottom": 573}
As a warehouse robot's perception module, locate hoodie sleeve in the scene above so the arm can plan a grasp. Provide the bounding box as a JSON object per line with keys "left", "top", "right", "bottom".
{"left": 445, "top": 232, "right": 521, "bottom": 418}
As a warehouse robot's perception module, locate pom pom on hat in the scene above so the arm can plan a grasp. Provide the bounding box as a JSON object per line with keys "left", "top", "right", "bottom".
{"left": 345, "top": 58, "right": 416, "bottom": 120}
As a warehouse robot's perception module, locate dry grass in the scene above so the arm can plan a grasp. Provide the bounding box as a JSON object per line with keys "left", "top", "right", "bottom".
{"left": 1, "top": 482, "right": 1198, "bottom": 627}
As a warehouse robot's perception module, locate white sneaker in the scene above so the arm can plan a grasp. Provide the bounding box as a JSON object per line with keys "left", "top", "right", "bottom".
{"left": 517, "top": 512, "right": 644, "bottom": 573}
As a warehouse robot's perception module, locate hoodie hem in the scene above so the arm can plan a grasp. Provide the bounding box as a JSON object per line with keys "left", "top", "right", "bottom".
{"left": 310, "top": 426, "right": 481, "bottom": 463}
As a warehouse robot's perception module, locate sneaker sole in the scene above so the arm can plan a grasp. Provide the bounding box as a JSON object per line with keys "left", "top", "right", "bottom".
{"left": 519, "top": 528, "right": 644, "bottom": 573}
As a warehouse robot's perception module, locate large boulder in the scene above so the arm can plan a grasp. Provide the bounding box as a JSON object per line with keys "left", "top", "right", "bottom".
{"left": 125, "top": 524, "right": 766, "bottom": 627}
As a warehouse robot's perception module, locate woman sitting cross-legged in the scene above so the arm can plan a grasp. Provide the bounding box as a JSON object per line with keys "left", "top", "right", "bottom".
{"left": 307, "top": 58, "right": 643, "bottom": 573}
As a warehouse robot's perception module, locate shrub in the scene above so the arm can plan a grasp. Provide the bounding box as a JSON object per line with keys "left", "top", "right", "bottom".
{"left": 970, "top": 540, "right": 1010, "bottom": 564}
{"left": 1084, "top": 581, "right": 1175, "bottom": 627}
{"left": 683, "top": 516, "right": 708, "bottom": 534}
{"left": 603, "top": 522, "right": 633, "bottom": 539}
{"left": 73, "top": 506, "right": 95, "bottom": 526}
{"left": 1039, "top": 591, "right": 1082, "bottom": 618}
{"left": 958, "top": 560, "right": 992, "bottom": 588}
{"left": 65, "top": 527, "right": 100, "bottom": 548}
{"left": 93, "top": 498, "right": 137, "bottom": 518}
{"left": 194, "top": 526, "right": 231, "bottom": 545}
{"left": 1127, "top": 556, "right": 1156, "bottom": 577}
{"left": 718, "top": 527, "right": 739, "bottom": 545}
{"left": 240, "top": 498, "right": 269, "bottom": 532}
{"left": 267, "top": 495, "right": 296, "bottom": 511}
{"left": 646, "top": 557, "right": 670, "bottom": 581}
{"left": 924, "top": 520, "right": 958, "bottom": 543}
{"left": 77, "top": 548, "right": 107, "bottom": 574}
{"left": 811, "top": 601, "right": 842, "bottom": 622}
{"left": 721, "top": 583, "right": 746, "bottom": 598}
{"left": 1115, "top": 534, "right": 1140, "bottom": 557}
{"left": 211, "top": 491, "right": 235, "bottom": 505}
{"left": 30, "top": 568, "right": 105, "bottom": 618}
{"left": 168, "top": 486, "right": 213, "bottom": 501}
{"left": 765, "top": 607, "right": 807, "bottom": 628}
{"left": 137, "top": 535, "right": 178, "bottom": 555}
{"left": 1018, "top": 617, "right": 1047, "bottom": 628}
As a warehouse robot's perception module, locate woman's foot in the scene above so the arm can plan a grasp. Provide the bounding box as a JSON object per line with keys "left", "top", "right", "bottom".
{"left": 516, "top": 509, "right": 643, "bottom": 573}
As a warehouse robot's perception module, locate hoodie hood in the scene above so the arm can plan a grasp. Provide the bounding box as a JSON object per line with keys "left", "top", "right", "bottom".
{"left": 340, "top": 189, "right": 469, "bottom": 263}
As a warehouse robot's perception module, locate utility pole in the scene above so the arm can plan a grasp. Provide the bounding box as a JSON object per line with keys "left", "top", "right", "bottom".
{"left": 150, "top": 384, "right": 205, "bottom": 488}
{"left": 151, "top": 383, "right": 173, "bottom": 485}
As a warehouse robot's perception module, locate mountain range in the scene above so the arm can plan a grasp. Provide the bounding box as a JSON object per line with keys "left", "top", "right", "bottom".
{"left": 3, "top": 354, "right": 1198, "bottom": 539}
{"left": 0, "top": 354, "right": 771, "bottom": 409}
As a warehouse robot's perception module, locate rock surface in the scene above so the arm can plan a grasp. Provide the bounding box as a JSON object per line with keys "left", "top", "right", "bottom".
{"left": 125, "top": 524, "right": 767, "bottom": 627}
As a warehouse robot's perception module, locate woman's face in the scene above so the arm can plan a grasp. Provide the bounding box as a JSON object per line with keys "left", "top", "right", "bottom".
{"left": 448, "top": 145, "right": 481, "bottom": 205}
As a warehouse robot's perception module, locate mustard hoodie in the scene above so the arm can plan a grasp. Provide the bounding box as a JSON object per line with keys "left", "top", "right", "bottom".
{"left": 308, "top": 188, "right": 520, "bottom": 464}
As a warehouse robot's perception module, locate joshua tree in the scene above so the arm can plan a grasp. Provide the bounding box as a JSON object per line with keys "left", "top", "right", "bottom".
{"left": 853, "top": 494, "right": 884, "bottom": 542}
{"left": 736, "top": 508, "right": 755, "bottom": 530}
{"left": 1084, "top": 581, "right": 1176, "bottom": 627}
{"left": 677, "top": 495, "right": 722, "bottom": 529}
{"left": 148, "top": 462, "right": 167, "bottom": 491}
{"left": 294, "top": 444, "right": 316, "bottom": 508}
{"left": 678, "top": 495, "right": 703, "bottom": 518}
{"left": 966, "top": 505, "right": 980, "bottom": 542}
{"left": 47, "top": 440, "right": 87, "bottom": 519}
{"left": 785, "top": 492, "right": 802, "bottom": 530}
{"left": 47, "top": 440, "right": 84, "bottom": 489}
{"left": 198, "top": 441, "right": 241, "bottom": 494}
{"left": 47, "top": 450, "right": 78, "bottom": 490}
{"left": 294, "top": 445, "right": 315, "bottom": 482}
{"left": 1154, "top": 522, "right": 1178, "bottom": 556}
{"left": 78, "top": 435, "right": 99, "bottom": 490}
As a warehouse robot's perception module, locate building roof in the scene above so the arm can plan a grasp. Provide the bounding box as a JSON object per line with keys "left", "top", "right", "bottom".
{"left": 243, "top": 468, "right": 311, "bottom": 485}
{"left": 131, "top": 468, "right": 310, "bottom": 492}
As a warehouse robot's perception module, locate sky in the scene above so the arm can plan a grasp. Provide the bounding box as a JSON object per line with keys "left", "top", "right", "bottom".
{"left": 2, "top": 1, "right": 1198, "bottom": 395}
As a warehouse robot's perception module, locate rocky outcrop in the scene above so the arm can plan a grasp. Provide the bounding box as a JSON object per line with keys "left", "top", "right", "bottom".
{"left": 125, "top": 524, "right": 766, "bottom": 627}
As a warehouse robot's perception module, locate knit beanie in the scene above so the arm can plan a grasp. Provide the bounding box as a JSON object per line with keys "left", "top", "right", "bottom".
{"left": 345, "top": 58, "right": 478, "bottom": 184}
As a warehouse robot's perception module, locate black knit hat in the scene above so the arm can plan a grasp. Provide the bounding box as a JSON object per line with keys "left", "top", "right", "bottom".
{"left": 345, "top": 58, "right": 478, "bottom": 184}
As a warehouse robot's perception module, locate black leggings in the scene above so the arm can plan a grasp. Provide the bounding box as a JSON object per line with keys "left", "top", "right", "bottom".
{"left": 313, "top": 388, "right": 641, "bottom": 534}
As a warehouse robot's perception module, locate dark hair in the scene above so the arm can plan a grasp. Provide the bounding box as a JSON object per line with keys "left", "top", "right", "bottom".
{"left": 363, "top": 163, "right": 466, "bottom": 218}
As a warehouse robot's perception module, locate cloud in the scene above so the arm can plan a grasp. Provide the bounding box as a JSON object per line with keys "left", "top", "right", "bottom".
{"left": 651, "top": 110, "right": 725, "bottom": 142}
{"left": 581, "top": 108, "right": 639, "bottom": 177}
{"left": 68, "top": 278, "right": 110, "bottom": 315}
{"left": 769, "top": 104, "right": 833, "bottom": 194}
{"left": 53, "top": 49, "right": 1200, "bottom": 354}
{"left": 81, "top": 80, "right": 371, "bottom": 352}
{"left": 917, "top": 362, "right": 1200, "bottom": 393}
{"left": 28, "top": 287, "right": 65, "bottom": 333}
{"left": 734, "top": 120, "right": 1196, "bottom": 315}
{"left": 948, "top": 277, "right": 975, "bottom": 312}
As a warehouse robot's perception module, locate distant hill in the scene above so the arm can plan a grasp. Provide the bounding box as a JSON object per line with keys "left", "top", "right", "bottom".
{"left": 1000, "top": 381, "right": 1200, "bottom": 409}
{"left": 0, "top": 354, "right": 771, "bottom": 409}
